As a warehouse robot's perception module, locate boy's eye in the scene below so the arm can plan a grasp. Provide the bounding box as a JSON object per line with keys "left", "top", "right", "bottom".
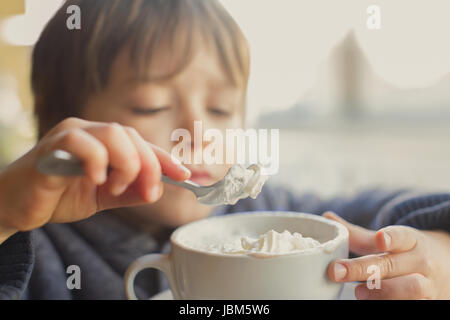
{"left": 208, "top": 107, "right": 231, "bottom": 117}
{"left": 129, "top": 106, "right": 170, "bottom": 115}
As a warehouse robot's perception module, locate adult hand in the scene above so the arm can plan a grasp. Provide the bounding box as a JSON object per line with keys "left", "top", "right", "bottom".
{"left": 324, "top": 211, "right": 450, "bottom": 299}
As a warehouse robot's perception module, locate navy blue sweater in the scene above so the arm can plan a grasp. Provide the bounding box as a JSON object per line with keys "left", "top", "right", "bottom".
{"left": 0, "top": 185, "right": 449, "bottom": 299}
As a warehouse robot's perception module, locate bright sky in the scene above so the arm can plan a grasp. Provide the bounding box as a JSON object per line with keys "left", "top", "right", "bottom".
{"left": 3, "top": 0, "right": 450, "bottom": 121}
{"left": 221, "top": 0, "right": 450, "bottom": 120}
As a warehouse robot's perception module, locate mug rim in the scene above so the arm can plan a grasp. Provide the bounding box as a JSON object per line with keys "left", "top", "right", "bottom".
{"left": 170, "top": 211, "right": 349, "bottom": 258}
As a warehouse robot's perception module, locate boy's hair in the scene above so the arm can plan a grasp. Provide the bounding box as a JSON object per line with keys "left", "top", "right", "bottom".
{"left": 32, "top": 0, "right": 250, "bottom": 138}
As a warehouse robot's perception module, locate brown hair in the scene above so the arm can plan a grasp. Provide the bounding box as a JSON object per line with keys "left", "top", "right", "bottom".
{"left": 32, "top": 0, "right": 250, "bottom": 138}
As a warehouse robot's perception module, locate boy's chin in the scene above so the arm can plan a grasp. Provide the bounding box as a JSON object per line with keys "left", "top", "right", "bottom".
{"left": 148, "top": 188, "right": 215, "bottom": 228}
{"left": 167, "top": 210, "right": 210, "bottom": 228}
{"left": 150, "top": 203, "right": 212, "bottom": 228}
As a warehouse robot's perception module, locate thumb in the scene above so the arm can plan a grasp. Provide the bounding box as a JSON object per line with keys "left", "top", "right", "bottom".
{"left": 322, "top": 211, "right": 380, "bottom": 256}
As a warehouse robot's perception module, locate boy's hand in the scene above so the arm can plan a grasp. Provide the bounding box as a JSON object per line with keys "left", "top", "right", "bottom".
{"left": 0, "top": 117, "right": 191, "bottom": 243}
{"left": 323, "top": 211, "right": 450, "bottom": 300}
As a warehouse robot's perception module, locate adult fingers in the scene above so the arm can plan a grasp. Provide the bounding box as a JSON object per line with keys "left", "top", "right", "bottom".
{"left": 328, "top": 250, "right": 427, "bottom": 283}
{"left": 323, "top": 211, "right": 379, "bottom": 256}
{"left": 354, "top": 273, "right": 433, "bottom": 300}
{"left": 375, "top": 225, "right": 419, "bottom": 253}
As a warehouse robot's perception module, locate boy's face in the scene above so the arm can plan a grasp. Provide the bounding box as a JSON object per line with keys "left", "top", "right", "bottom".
{"left": 82, "top": 41, "right": 246, "bottom": 228}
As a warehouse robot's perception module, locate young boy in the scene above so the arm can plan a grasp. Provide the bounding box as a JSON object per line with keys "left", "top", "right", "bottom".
{"left": 0, "top": 0, "right": 449, "bottom": 299}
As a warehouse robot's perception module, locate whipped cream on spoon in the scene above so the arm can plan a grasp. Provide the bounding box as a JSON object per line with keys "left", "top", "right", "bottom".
{"left": 195, "top": 164, "right": 268, "bottom": 205}
{"left": 163, "top": 163, "right": 268, "bottom": 205}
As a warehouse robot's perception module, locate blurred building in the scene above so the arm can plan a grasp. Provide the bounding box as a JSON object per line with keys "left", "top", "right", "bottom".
{"left": 256, "top": 31, "right": 450, "bottom": 196}
{"left": 260, "top": 30, "right": 450, "bottom": 127}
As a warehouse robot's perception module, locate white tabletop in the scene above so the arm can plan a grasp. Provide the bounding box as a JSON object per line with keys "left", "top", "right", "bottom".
{"left": 150, "top": 282, "right": 359, "bottom": 300}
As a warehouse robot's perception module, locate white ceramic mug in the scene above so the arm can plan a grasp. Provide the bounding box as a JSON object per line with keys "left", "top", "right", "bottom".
{"left": 124, "top": 211, "right": 349, "bottom": 300}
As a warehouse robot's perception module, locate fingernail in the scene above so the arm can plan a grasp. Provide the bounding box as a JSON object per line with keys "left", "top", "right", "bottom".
{"left": 112, "top": 183, "right": 128, "bottom": 196}
{"left": 355, "top": 285, "right": 369, "bottom": 300}
{"left": 179, "top": 165, "right": 191, "bottom": 176}
{"left": 383, "top": 232, "right": 391, "bottom": 248}
{"left": 334, "top": 263, "right": 347, "bottom": 281}
{"left": 148, "top": 184, "right": 161, "bottom": 202}
{"left": 170, "top": 156, "right": 191, "bottom": 176}
{"left": 96, "top": 171, "right": 107, "bottom": 185}
{"left": 323, "top": 211, "right": 337, "bottom": 219}
{"left": 171, "top": 155, "right": 182, "bottom": 165}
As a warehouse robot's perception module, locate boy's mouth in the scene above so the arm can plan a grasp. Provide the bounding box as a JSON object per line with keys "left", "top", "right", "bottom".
{"left": 189, "top": 169, "right": 213, "bottom": 185}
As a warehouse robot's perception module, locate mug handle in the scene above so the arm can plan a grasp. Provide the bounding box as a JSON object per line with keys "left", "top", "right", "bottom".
{"left": 124, "top": 254, "right": 177, "bottom": 300}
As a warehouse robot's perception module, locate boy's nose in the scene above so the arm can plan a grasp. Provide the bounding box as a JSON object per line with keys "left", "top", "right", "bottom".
{"left": 178, "top": 112, "right": 198, "bottom": 135}
{"left": 173, "top": 108, "right": 209, "bottom": 149}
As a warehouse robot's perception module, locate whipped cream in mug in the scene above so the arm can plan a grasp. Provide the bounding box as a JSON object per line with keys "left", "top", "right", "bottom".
{"left": 184, "top": 229, "right": 322, "bottom": 257}
{"left": 221, "top": 230, "right": 321, "bottom": 256}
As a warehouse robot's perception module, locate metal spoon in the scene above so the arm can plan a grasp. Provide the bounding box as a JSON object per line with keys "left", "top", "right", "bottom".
{"left": 36, "top": 149, "right": 259, "bottom": 205}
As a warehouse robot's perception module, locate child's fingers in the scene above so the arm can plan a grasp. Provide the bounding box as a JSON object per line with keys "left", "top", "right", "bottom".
{"left": 95, "top": 129, "right": 191, "bottom": 209}
{"left": 38, "top": 118, "right": 189, "bottom": 205}
{"left": 42, "top": 117, "right": 91, "bottom": 138}
{"left": 96, "top": 178, "right": 162, "bottom": 211}
{"left": 354, "top": 273, "right": 432, "bottom": 300}
{"left": 150, "top": 143, "right": 191, "bottom": 181}
{"left": 84, "top": 123, "right": 141, "bottom": 196}
{"left": 323, "top": 211, "right": 379, "bottom": 255}
{"left": 42, "top": 128, "right": 109, "bottom": 186}
{"left": 123, "top": 127, "right": 163, "bottom": 202}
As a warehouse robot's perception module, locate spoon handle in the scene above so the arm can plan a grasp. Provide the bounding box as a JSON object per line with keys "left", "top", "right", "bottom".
{"left": 36, "top": 149, "right": 203, "bottom": 194}
{"left": 160, "top": 175, "right": 201, "bottom": 193}
{"left": 36, "top": 149, "right": 84, "bottom": 176}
